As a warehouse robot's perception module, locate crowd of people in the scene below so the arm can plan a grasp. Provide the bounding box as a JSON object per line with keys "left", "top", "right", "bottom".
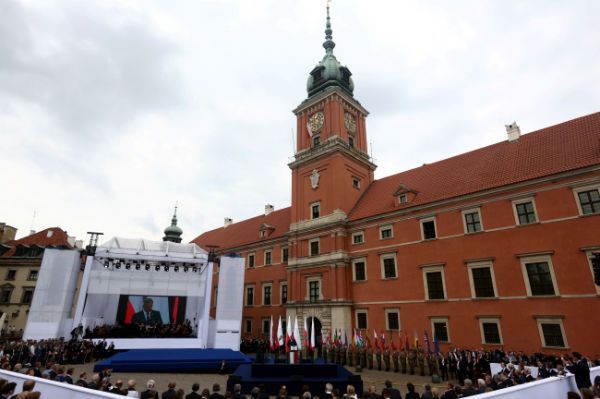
{"left": 84, "top": 321, "right": 195, "bottom": 339}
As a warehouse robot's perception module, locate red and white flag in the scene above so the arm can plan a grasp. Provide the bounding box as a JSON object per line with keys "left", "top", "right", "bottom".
{"left": 310, "top": 317, "right": 316, "bottom": 350}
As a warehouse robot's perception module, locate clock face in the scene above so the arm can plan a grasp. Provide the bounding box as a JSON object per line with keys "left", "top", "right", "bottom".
{"left": 344, "top": 112, "right": 356, "bottom": 134}
{"left": 309, "top": 112, "right": 325, "bottom": 133}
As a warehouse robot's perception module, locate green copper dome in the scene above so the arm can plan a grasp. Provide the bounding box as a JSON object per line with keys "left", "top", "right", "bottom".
{"left": 163, "top": 206, "right": 183, "bottom": 243}
{"left": 306, "top": 4, "right": 354, "bottom": 98}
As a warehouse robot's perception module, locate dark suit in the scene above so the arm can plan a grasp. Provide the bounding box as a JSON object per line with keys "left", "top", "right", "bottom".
{"left": 141, "top": 389, "right": 159, "bottom": 399}
{"left": 567, "top": 359, "right": 591, "bottom": 389}
{"left": 132, "top": 309, "right": 163, "bottom": 325}
{"left": 186, "top": 393, "right": 202, "bottom": 399}
{"left": 162, "top": 388, "right": 177, "bottom": 399}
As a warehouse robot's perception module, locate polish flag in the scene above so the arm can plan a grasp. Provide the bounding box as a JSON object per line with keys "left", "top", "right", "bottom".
{"left": 310, "top": 317, "right": 316, "bottom": 350}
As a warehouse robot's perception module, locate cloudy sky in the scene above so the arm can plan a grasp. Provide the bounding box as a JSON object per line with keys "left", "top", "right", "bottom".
{"left": 3, "top": 0, "right": 600, "bottom": 244}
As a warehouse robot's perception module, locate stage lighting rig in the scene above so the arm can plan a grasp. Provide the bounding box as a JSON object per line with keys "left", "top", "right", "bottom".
{"left": 145, "top": 264, "right": 151, "bottom": 271}
{"left": 125, "top": 262, "right": 131, "bottom": 270}
{"left": 174, "top": 265, "right": 179, "bottom": 272}
{"left": 155, "top": 265, "right": 160, "bottom": 272}
{"left": 103, "top": 260, "right": 110, "bottom": 269}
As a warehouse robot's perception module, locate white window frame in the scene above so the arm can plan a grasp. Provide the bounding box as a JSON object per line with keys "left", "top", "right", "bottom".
{"left": 280, "top": 281, "right": 288, "bottom": 305}
{"left": 352, "top": 177, "right": 361, "bottom": 189}
{"left": 379, "top": 225, "right": 394, "bottom": 240}
{"left": 247, "top": 252, "right": 255, "bottom": 268}
{"left": 478, "top": 317, "right": 503, "bottom": 345}
{"left": 462, "top": 207, "right": 484, "bottom": 234}
{"left": 310, "top": 201, "right": 321, "bottom": 219}
{"left": 420, "top": 216, "right": 437, "bottom": 240}
{"left": 244, "top": 285, "right": 255, "bottom": 306}
{"left": 422, "top": 264, "right": 447, "bottom": 300}
{"left": 264, "top": 249, "right": 272, "bottom": 266}
{"left": 380, "top": 253, "right": 398, "bottom": 280}
{"left": 536, "top": 317, "right": 568, "bottom": 349}
{"left": 351, "top": 231, "right": 364, "bottom": 245}
{"left": 305, "top": 276, "right": 323, "bottom": 301}
{"left": 352, "top": 257, "right": 368, "bottom": 282}
{"left": 512, "top": 196, "right": 539, "bottom": 225}
{"left": 466, "top": 261, "right": 498, "bottom": 299}
{"left": 520, "top": 254, "right": 559, "bottom": 297}
{"left": 430, "top": 317, "right": 450, "bottom": 343}
{"left": 309, "top": 238, "right": 320, "bottom": 256}
{"left": 355, "top": 310, "right": 368, "bottom": 330}
{"left": 585, "top": 250, "right": 600, "bottom": 295}
{"left": 262, "top": 282, "right": 273, "bottom": 306}
{"left": 385, "top": 308, "right": 401, "bottom": 331}
{"left": 573, "top": 184, "right": 600, "bottom": 216}
{"left": 398, "top": 194, "right": 408, "bottom": 204}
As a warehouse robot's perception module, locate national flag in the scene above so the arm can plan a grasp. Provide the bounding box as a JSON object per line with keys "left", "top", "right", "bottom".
{"left": 306, "top": 122, "right": 313, "bottom": 138}
{"left": 365, "top": 330, "right": 371, "bottom": 349}
{"left": 310, "top": 317, "right": 316, "bottom": 350}
{"left": 286, "top": 315, "right": 292, "bottom": 352}
{"left": 413, "top": 330, "right": 419, "bottom": 350}
{"left": 344, "top": 330, "right": 348, "bottom": 348}
{"left": 424, "top": 330, "right": 431, "bottom": 353}
{"left": 390, "top": 331, "right": 396, "bottom": 351}
{"left": 303, "top": 318, "right": 309, "bottom": 348}
{"left": 373, "top": 330, "right": 379, "bottom": 350}
{"left": 358, "top": 330, "right": 364, "bottom": 348}
{"left": 380, "top": 330, "right": 386, "bottom": 351}
{"left": 269, "top": 315, "right": 274, "bottom": 351}
{"left": 333, "top": 329, "right": 338, "bottom": 347}
{"left": 276, "top": 316, "right": 283, "bottom": 348}
{"left": 338, "top": 329, "right": 343, "bottom": 347}
{"left": 293, "top": 316, "right": 302, "bottom": 350}
{"left": 434, "top": 333, "right": 440, "bottom": 354}
{"left": 398, "top": 331, "right": 403, "bottom": 351}
{"left": 404, "top": 331, "right": 410, "bottom": 351}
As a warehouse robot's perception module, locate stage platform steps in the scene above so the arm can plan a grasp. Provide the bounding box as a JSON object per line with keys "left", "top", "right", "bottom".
{"left": 94, "top": 348, "right": 252, "bottom": 373}
{"left": 227, "top": 362, "right": 363, "bottom": 396}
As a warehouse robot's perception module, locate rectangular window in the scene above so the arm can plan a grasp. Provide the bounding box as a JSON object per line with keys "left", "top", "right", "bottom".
{"left": 263, "top": 285, "right": 272, "bottom": 305}
{"left": 471, "top": 267, "right": 496, "bottom": 298}
{"left": 356, "top": 311, "right": 368, "bottom": 330}
{"left": 246, "top": 287, "right": 254, "bottom": 306}
{"left": 399, "top": 194, "right": 407, "bottom": 204}
{"left": 27, "top": 270, "right": 39, "bottom": 281}
{"left": 379, "top": 226, "right": 393, "bottom": 240}
{"left": 248, "top": 253, "right": 255, "bottom": 268}
{"left": 381, "top": 255, "right": 397, "bottom": 279}
{"left": 280, "top": 283, "right": 288, "bottom": 304}
{"left": 352, "top": 177, "right": 360, "bottom": 189}
{"left": 515, "top": 201, "right": 537, "bottom": 225}
{"left": 352, "top": 232, "right": 364, "bottom": 244}
{"left": 311, "top": 203, "right": 320, "bottom": 219}
{"left": 313, "top": 135, "right": 320, "bottom": 146}
{"left": 425, "top": 271, "right": 445, "bottom": 300}
{"left": 525, "top": 262, "right": 556, "bottom": 296}
{"left": 262, "top": 318, "right": 270, "bottom": 335}
{"left": 578, "top": 189, "right": 600, "bottom": 215}
{"left": 0, "top": 289, "right": 12, "bottom": 304}
{"left": 282, "top": 247, "right": 289, "bottom": 263}
{"left": 348, "top": 136, "right": 354, "bottom": 148}
{"left": 5, "top": 270, "right": 16, "bottom": 281}
{"left": 264, "top": 250, "right": 272, "bottom": 265}
{"left": 21, "top": 289, "right": 34, "bottom": 305}
{"left": 309, "top": 281, "right": 320, "bottom": 302}
{"left": 421, "top": 219, "right": 437, "bottom": 240}
{"left": 481, "top": 322, "right": 502, "bottom": 344}
{"left": 432, "top": 319, "right": 449, "bottom": 343}
{"left": 309, "top": 239, "right": 320, "bottom": 256}
{"left": 245, "top": 319, "right": 252, "bottom": 334}
{"left": 538, "top": 320, "right": 567, "bottom": 348}
{"left": 464, "top": 210, "right": 482, "bottom": 233}
{"left": 353, "top": 260, "right": 366, "bottom": 281}
{"left": 386, "top": 310, "right": 400, "bottom": 331}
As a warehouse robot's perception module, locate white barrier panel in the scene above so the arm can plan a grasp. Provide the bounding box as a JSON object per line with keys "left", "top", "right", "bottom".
{"left": 476, "top": 375, "right": 575, "bottom": 399}
{"left": 0, "top": 369, "right": 123, "bottom": 399}
{"left": 591, "top": 366, "right": 600, "bottom": 385}
{"left": 214, "top": 256, "right": 245, "bottom": 350}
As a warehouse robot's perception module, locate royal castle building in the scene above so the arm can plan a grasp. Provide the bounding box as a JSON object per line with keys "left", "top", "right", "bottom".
{"left": 192, "top": 8, "right": 600, "bottom": 356}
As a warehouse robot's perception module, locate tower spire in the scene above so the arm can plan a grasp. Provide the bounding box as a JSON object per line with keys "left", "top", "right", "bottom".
{"left": 323, "top": 0, "right": 335, "bottom": 54}
{"left": 163, "top": 202, "right": 183, "bottom": 243}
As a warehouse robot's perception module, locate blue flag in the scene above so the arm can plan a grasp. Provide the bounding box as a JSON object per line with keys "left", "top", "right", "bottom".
{"left": 433, "top": 333, "right": 440, "bottom": 354}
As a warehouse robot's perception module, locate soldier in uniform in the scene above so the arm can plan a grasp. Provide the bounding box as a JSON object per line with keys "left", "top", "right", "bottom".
{"left": 408, "top": 349, "right": 416, "bottom": 375}
{"left": 375, "top": 347, "right": 382, "bottom": 371}
{"left": 383, "top": 348, "right": 391, "bottom": 372}
{"left": 322, "top": 344, "right": 329, "bottom": 363}
{"left": 353, "top": 346, "right": 360, "bottom": 368}
{"left": 418, "top": 349, "right": 426, "bottom": 377}
{"left": 400, "top": 349, "right": 408, "bottom": 374}
{"left": 428, "top": 353, "right": 437, "bottom": 376}
{"left": 348, "top": 346, "right": 355, "bottom": 367}
{"left": 367, "top": 347, "right": 374, "bottom": 370}
{"left": 392, "top": 349, "right": 399, "bottom": 373}
{"left": 359, "top": 346, "right": 367, "bottom": 369}
{"left": 341, "top": 346, "right": 347, "bottom": 366}
{"left": 334, "top": 345, "right": 340, "bottom": 364}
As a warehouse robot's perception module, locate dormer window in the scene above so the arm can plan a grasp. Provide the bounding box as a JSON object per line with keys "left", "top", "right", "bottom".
{"left": 259, "top": 223, "right": 275, "bottom": 238}
{"left": 399, "top": 194, "right": 407, "bottom": 204}
{"left": 340, "top": 67, "right": 352, "bottom": 86}
{"left": 311, "top": 66, "right": 325, "bottom": 84}
{"left": 394, "top": 183, "right": 418, "bottom": 205}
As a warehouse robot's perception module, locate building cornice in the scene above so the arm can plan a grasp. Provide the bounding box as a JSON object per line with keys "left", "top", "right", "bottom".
{"left": 288, "top": 135, "right": 376, "bottom": 170}
{"left": 293, "top": 86, "right": 369, "bottom": 116}
{"left": 287, "top": 250, "right": 349, "bottom": 269}
{"left": 289, "top": 209, "right": 348, "bottom": 235}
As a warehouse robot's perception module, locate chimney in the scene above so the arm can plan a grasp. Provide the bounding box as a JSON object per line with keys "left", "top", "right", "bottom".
{"left": 265, "top": 204, "right": 274, "bottom": 216}
{"left": 505, "top": 122, "right": 521, "bottom": 142}
{"left": 224, "top": 217, "right": 233, "bottom": 228}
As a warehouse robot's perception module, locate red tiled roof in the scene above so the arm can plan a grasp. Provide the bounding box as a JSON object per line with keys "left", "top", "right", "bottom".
{"left": 191, "top": 207, "right": 291, "bottom": 251}
{"left": 2, "top": 227, "right": 73, "bottom": 256}
{"left": 349, "top": 112, "right": 600, "bottom": 221}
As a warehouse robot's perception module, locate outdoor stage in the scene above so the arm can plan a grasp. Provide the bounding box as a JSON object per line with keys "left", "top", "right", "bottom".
{"left": 94, "top": 348, "right": 252, "bottom": 373}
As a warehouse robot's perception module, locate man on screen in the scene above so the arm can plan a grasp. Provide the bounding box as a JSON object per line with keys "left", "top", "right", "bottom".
{"left": 132, "top": 297, "right": 164, "bottom": 325}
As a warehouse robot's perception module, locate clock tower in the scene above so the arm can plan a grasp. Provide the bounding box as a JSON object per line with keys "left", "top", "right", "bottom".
{"left": 286, "top": 4, "right": 377, "bottom": 339}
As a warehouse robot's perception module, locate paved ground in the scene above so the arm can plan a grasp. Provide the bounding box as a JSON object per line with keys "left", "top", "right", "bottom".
{"left": 72, "top": 362, "right": 448, "bottom": 396}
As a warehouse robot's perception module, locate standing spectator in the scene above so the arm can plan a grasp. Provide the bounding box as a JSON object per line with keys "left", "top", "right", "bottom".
{"left": 461, "top": 379, "right": 478, "bottom": 396}
{"left": 163, "top": 382, "right": 177, "bottom": 399}
{"left": 440, "top": 382, "right": 457, "bottom": 399}
{"left": 233, "top": 384, "right": 245, "bottom": 399}
{"left": 1, "top": 382, "right": 16, "bottom": 399}
{"left": 322, "top": 383, "right": 334, "bottom": 399}
{"left": 209, "top": 384, "right": 225, "bottom": 399}
{"left": 110, "top": 380, "right": 126, "bottom": 395}
{"left": 186, "top": 383, "right": 202, "bottom": 399}
{"left": 567, "top": 392, "right": 581, "bottom": 399}
{"left": 381, "top": 380, "right": 401, "bottom": 399}
{"left": 12, "top": 380, "right": 35, "bottom": 399}
{"left": 580, "top": 388, "right": 595, "bottom": 399}
{"left": 175, "top": 389, "right": 185, "bottom": 399}
{"left": 127, "top": 379, "right": 140, "bottom": 398}
{"left": 362, "top": 386, "right": 380, "bottom": 399}
{"left": 141, "top": 379, "right": 159, "bottom": 399}
{"left": 566, "top": 353, "right": 592, "bottom": 390}
{"left": 421, "top": 384, "right": 434, "bottom": 399}
{"left": 404, "top": 383, "right": 419, "bottom": 399}
{"left": 343, "top": 385, "right": 357, "bottom": 399}
{"left": 593, "top": 376, "right": 600, "bottom": 398}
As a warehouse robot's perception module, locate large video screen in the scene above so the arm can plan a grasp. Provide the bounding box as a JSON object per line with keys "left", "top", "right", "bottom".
{"left": 116, "top": 295, "right": 187, "bottom": 325}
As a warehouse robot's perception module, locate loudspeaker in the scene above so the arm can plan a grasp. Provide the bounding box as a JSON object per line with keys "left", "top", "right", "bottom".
{"left": 291, "top": 375, "right": 304, "bottom": 382}
{"left": 432, "top": 375, "right": 441, "bottom": 383}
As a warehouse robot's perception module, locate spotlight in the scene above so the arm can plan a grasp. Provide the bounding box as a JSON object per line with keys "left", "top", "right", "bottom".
{"left": 192, "top": 267, "right": 198, "bottom": 273}
{"left": 174, "top": 266, "right": 179, "bottom": 272}
{"left": 115, "top": 262, "right": 121, "bottom": 269}
{"left": 104, "top": 260, "right": 109, "bottom": 269}
{"left": 125, "top": 262, "right": 131, "bottom": 270}
{"left": 145, "top": 264, "right": 151, "bottom": 271}
{"left": 155, "top": 265, "right": 160, "bottom": 271}
{"left": 135, "top": 263, "right": 141, "bottom": 270}
{"left": 164, "top": 265, "right": 169, "bottom": 272}
{"left": 183, "top": 266, "right": 189, "bottom": 272}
